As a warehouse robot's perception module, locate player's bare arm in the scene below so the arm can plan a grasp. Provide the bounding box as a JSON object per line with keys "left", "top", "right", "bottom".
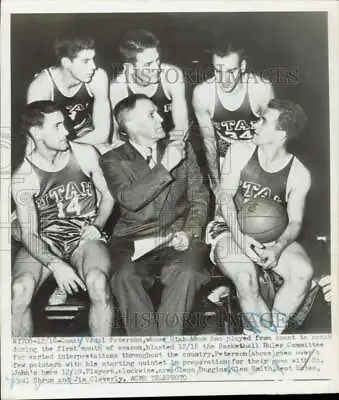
{"left": 75, "top": 68, "right": 111, "bottom": 146}
{"left": 26, "top": 71, "right": 52, "bottom": 103}
{"left": 164, "top": 65, "right": 189, "bottom": 138}
{"left": 219, "top": 142, "right": 263, "bottom": 262}
{"left": 193, "top": 82, "right": 219, "bottom": 192}
{"left": 259, "top": 162, "right": 311, "bottom": 269}
{"left": 109, "top": 78, "right": 127, "bottom": 144}
{"left": 12, "top": 166, "right": 86, "bottom": 294}
{"left": 73, "top": 143, "right": 115, "bottom": 229}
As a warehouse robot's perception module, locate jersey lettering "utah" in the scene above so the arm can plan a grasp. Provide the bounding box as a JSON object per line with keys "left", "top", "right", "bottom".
{"left": 238, "top": 179, "right": 284, "bottom": 204}
{"left": 234, "top": 147, "right": 294, "bottom": 211}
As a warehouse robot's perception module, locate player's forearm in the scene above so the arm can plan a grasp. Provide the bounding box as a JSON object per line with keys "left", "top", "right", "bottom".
{"left": 93, "top": 193, "right": 115, "bottom": 230}
{"left": 21, "top": 231, "right": 61, "bottom": 268}
{"left": 202, "top": 136, "right": 220, "bottom": 189}
{"left": 74, "top": 127, "right": 109, "bottom": 146}
{"left": 220, "top": 192, "right": 243, "bottom": 245}
{"left": 275, "top": 221, "right": 302, "bottom": 252}
{"left": 172, "top": 107, "right": 189, "bottom": 135}
{"left": 184, "top": 146, "right": 209, "bottom": 239}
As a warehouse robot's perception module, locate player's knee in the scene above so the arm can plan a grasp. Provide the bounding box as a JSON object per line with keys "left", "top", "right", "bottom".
{"left": 85, "top": 269, "right": 109, "bottom": 302}
{"left": 290, "top": 258, "right": 313, "bottom": 285}
{"left": 12, "top": 274, "right": 35, "bottom": 309}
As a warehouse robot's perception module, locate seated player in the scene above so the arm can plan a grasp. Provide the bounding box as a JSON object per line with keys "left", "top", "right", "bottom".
{"left": 100, "top": 94, "right": 210, "bottom": 336}
{"left": 207, "top": 99, "right": 313, "bottom": 334}
{"left": 26, "top": 36, "right": 110, "bottom": 153}
{"left": 109, "top": 29, "right": 189, "bottom": 144}
{"left": 11, "top": 101, "right": 115, "bottom": 337}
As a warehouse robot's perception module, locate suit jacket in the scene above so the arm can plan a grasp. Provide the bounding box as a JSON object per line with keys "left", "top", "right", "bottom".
{"left": 99, "top": 139, "right": 209, "bottom": 240}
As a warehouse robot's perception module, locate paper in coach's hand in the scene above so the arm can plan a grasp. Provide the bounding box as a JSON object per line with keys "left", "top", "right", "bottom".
{"left": 132, "top": 233, "right": 174, "bottom": 261}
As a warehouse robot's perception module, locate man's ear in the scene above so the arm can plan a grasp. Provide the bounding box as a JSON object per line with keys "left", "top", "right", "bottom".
{"left": 29, "top": 126, "right": 42, "bottom": 141}
{"left": 124, "top": 119, "right": 137, "bottom": 135}
{"left": 277, "top": 129, "right": 287, "bottom": 143}
{"left": 123, "top": 62, "right": 135, "bottom": 74}
{"left": 240, "top": 59, "right": 247, "bottom": 74}
{"left": 60, "top": 56, "right": 72, "bottom": 69}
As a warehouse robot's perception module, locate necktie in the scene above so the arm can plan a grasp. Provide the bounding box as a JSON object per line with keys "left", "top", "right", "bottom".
{"left": 146, "top": 147, "right": 156, "bottom": 168}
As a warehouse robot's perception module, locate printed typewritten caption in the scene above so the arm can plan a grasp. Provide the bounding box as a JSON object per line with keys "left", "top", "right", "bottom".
{"left": 8, "top": 334, "right": 333, "bottom": 389}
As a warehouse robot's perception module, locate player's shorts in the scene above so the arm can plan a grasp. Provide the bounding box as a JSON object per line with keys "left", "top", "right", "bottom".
{"left": 205, "top": 216, "right": 231, "bottom": 265}
{"left": 40, "top": 217, "right": 108, "bottom": 262}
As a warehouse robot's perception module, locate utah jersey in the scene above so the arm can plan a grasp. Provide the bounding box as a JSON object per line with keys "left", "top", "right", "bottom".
{"left": 45, "top": 68, "right": 94, "bottom": 138}
{"left": 234, "top": 146, "right": 294, "bottom": 210}
{"left": 212, "top": 82, "right": 258, "bottom": 161}
{"left": 26, "top": 149, "right": 97, "bottom": 260}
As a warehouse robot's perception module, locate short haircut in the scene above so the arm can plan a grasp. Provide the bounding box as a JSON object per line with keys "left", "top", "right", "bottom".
{"left": 114, "top": 93, "right": 150, "bottom": 133}
{"left": 21, "top": 101, "right": 61, "bottom": 137}
{"left": 119, "top": 29, "right": 160, "bottom": 63}
{"left": 54, "top": 37, "right": 95, "bottom": 63}
{"left": 211, "top": 42, "right": 245, "bottom": 60}
{"left": 268, "top": 99, "right": 307, "bottom": 140}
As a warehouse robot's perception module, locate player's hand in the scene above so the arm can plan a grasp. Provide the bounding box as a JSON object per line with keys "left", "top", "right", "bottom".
{"left": 256, "top": 244, "right": 283, "bottom": 269}
{"left": 80, "top": 224, "right": 102, "bottom": 242}
{"left": 161, "top": 140, "right": 186, "bottom": 171}
{"left": 318, "top": 275, "right": 331, "bottom": 303}
{"left": 48, "top": 260, "right": 87, "bottom": 295}
{"left": 169, "top": 231, "right": 190, "bottom": 252}
{"left": 238, "top": 234, "right": 265, "bottom": 264}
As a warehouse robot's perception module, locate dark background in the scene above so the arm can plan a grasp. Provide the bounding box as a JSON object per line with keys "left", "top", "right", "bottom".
{"left": 11, "top": 12, "right": 330, "bottom": 275}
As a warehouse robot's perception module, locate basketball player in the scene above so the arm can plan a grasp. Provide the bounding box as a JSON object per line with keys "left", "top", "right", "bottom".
{"left": 193, "top": 42, "right": 274, "bottom": 194}
{"left": 11, "top": 101, "right": 114, "bottom": 336}
{"left": 26, "top": 36, "right": 110, "bottom": 152}
{"left": 208, "top": 99, "right": 313, "bottom": 335}
{"left": 109, "top": 29, "right": 189, "bottom": 144}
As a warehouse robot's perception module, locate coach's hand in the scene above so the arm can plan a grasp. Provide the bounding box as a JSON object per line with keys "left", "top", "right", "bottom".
{"left": 169, "top": 231, "right": 190, "bottom": 252}
{"left": 48, "top": 260, "right": 87, "bottom": 294}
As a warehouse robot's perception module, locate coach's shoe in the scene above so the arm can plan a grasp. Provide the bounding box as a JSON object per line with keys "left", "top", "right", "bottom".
{"left": 48, "top": 287, "right": 68, "bottom": 306}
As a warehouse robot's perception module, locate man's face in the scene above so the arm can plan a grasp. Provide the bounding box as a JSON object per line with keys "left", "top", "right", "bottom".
{"left": 253, "top": 108, "right": 284, "bottom": 145}
{"left": 127, "top": 99, "right": 165, "bottom": 143}
{"left": 213, "top": 52, "right": 245, "bottom": 93}
{"left": 34, "top": 111, "right": 69, "bottom": 151}
{"left": 66, "top": 49, "right": 97, "bottom": 83}
{"left": 132, "top": 47, "right": 161, "bottom": 85}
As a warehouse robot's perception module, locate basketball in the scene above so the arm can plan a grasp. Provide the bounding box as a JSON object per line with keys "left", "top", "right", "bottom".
{"left": 237, "top": 198, "right": 288, "bottom": 243}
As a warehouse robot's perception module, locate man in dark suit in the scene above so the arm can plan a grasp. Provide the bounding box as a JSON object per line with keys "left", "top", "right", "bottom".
{"left": 100, "top": 94, "right": 210, "bottom": 336}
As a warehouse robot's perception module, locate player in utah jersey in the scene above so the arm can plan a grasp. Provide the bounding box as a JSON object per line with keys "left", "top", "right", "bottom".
{"left": 193, "top": 42, "right": 274, "bottom": 194}
{"left": 26, "top": 36, "right": 110, "bottom": 153}
{"left": 109, "top": 29, "right": 189, "bottom": 144}
{"left": 11, "top": 101, "right": 115, "bottom": 337}
{"left": 208, "top": 99, "right": 313, "bottom": 335}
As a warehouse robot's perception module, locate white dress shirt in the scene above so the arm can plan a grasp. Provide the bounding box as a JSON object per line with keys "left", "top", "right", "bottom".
{"left": 129, "top": 140, "right": 157, "bottom": 169}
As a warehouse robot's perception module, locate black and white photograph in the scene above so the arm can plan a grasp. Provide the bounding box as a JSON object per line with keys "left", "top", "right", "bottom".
{"left": 1, "top": 0, "right": 338, "bottom": 398}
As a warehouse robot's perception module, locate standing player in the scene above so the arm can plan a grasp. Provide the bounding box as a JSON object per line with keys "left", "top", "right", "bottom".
{"left": 27, "top": 36, "right": 111, "bottom": 152}
{"left": 11, "top": 101, "right": 114, "bottom": 336}
{"left": 193, "top": 42, "right": 274, "bottom": 194}
{"left": 209, "top": 99, "right": 313, "bottom": 334}
{"left": 110, "top": 29, "right": 189, "bottom": 143}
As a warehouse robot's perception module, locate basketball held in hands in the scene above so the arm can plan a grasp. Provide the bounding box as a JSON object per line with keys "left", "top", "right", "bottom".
{"left": 237, "top": 198, "right": 288, "bottom": 244}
